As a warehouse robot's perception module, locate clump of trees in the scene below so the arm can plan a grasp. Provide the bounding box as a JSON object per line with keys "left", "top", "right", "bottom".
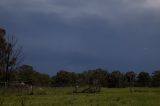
{"left": 52, "top": 69, "right": 160, "bottom": 88}
{"left": 14, "top": 65, "right": 51, "bottom": 86}
{"left": 1, "top": 65, "right": 159, "bottom": 88}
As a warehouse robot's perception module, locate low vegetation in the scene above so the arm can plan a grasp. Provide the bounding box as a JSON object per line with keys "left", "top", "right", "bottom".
{"left": 0, "top": 87, "right": 160, "bottom": 106}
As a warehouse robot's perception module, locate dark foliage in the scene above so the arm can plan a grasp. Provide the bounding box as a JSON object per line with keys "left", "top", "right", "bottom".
{"left": 137, "top": 72, "right": 151, "bottom": 87}
{"left": 1, "top": 64, "right": 160, "bottom": 88}
{"left": 152, "top": 71, "right": 160, "bottom": 87}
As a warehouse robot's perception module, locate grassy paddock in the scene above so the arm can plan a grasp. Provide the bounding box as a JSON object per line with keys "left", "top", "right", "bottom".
{"left": 0, "top": 87, "right": 160, "bottom": 106}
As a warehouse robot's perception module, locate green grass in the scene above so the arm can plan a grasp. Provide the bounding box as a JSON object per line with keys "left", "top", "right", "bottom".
{"left": 0, "top": 87, "right": 160, "bottom": 106}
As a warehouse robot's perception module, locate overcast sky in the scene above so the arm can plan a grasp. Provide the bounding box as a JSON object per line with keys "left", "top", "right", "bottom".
{"left": 1, "top": 0, "right": 160, "bottom": 74}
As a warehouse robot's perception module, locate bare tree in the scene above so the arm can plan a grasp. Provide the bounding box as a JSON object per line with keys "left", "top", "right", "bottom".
{"left": 0, "top": 28, "right": 23, "bottom": 86}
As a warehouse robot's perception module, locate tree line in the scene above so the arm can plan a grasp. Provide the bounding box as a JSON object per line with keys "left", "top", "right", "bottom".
{"left": 0, "top": 64, "right": 160, "bottom": 88}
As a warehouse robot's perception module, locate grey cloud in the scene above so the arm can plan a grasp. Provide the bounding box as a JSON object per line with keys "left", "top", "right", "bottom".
{"left": 1, "top": 0, "right": 160, "bottom": 74}
{"left": 1, "top": 0, "right": 159, "bottom": 20}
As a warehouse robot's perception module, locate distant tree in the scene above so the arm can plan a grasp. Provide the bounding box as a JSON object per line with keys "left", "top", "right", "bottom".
{"left": 125, "top": 71, "right": 136, "bottom": 87}
{"left": 51, "top": 75, "right": 56, "bottom": 86}
{"left": 81, "top": 70, "right": 92, "bottom": 85}
{"left": 36, "top": 73, "right": 51, "bottom": 86}
{"left": 70, "top": 72, "right": 78, "bottom": 86}
{"left": 17, "top": 65, "right": 51, "bottom": 86}
{"left": 137, "top": 72, "right": 151, "bottom": 87}
{"left": 152, "top": 70, "right": 160, "bottom": 87}
{"left": 108, "top": 71, "right": 124, "bottom": 88}
{"left": 76, "top": 72, "right": 87, "bottom": 86}
{"left": 89, "top": 68, "right": 109, "bottom": 87}
{"left": 17, "top": 65, "right": 36, "bottom": 84}
{"left": 55, "top": 70, "right": 72, "bottom": 86}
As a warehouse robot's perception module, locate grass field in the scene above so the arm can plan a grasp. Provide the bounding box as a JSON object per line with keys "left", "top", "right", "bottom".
{"left": 0, "top": 87, "right": 160, "bottom": 106}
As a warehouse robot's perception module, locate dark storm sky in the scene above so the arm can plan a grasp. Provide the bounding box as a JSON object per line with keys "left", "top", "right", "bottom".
{"left": 1, "top": 0, "right": 160, "bottom": 74}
